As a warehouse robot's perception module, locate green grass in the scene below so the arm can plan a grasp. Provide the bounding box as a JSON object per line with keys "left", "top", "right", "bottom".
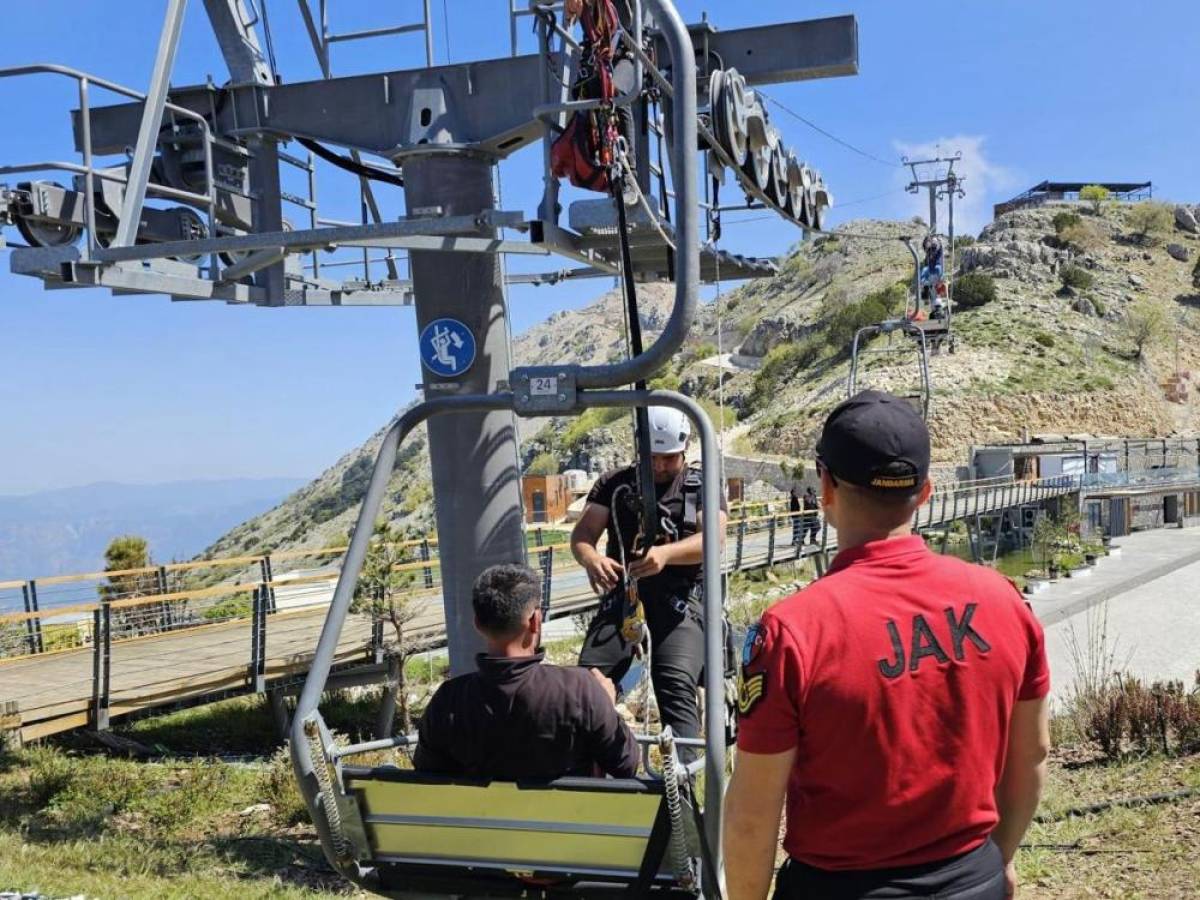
{"left": 0, "top": 743, "right": 352, "bottom": 898}
{"left": 1018, "top": 752, "right": 1200, "bottom": 899}
{"left": 6, "top": 577, "right": 1196, "bottom": 899}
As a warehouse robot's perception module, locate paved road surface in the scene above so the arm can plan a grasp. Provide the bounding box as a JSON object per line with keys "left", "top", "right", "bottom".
{"left": 1032, "top": 527, "right": 1200, "bottom": 705}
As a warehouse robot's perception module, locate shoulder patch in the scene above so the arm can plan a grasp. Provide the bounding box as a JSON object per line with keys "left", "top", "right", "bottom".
{"left": 737, "top": 620, "right": 770, "bottom": 717}
{"left": 742, "top": 621, "right": 767, "bottom": 669}
{"left": 738, "top": 671, "right": 766, "bottom": 716}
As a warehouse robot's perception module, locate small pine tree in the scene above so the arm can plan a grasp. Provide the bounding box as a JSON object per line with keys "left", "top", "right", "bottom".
{"left": 99, "top": 535, "right": 154, "bottom": 602}
{"left": 351, "top": 521, "right": 421, "bottom": 733}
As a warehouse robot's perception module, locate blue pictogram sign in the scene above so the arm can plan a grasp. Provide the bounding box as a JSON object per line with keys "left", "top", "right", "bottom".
{"left": 419, "top": 317, "right": 476, "bottom": 378}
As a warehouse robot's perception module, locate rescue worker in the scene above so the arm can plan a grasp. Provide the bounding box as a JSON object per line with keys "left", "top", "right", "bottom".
{"left": 565, "top": 0, "right": 640, "bottom": 205}
{"left": 414, "top": 563, "right": 639, "bottom": 780}
{"left": 724, "top": 390, "right": 1050, "bottom": 900}
{"left": 802, "top": 484, "right": 820, "bottom": 544}
{"left": 572, "top": 406, "right": 728, "bottom": 747}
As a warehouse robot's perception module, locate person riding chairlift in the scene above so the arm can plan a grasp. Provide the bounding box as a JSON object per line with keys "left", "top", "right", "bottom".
{"left": 919, "top": 235, "right": 944, "bottom": 297}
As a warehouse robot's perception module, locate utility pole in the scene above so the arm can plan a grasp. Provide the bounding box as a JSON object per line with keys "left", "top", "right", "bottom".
{"left": 903, "top": 152, "right": 965, "bottom": 238}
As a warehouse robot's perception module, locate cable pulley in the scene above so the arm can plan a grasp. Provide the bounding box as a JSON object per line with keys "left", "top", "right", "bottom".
{"left": 706, "top": 67, "right": 833, "bottom": 230}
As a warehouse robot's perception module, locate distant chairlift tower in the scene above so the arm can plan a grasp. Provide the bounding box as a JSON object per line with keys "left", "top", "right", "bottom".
{"left": 902, "top": 151, "right": 965, "bottom": 352}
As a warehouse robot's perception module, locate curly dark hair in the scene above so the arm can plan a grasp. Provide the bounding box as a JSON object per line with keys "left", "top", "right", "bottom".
{"left": 472, "top": 563, "right": 542, "bottom": 638}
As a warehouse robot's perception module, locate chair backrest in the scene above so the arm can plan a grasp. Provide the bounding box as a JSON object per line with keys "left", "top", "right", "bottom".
{"left": 343, "top": 766, "right": 673, "bottom": 882}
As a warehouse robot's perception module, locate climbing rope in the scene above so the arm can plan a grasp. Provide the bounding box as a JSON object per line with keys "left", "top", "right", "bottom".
{"left": 617, "top": 149, "right": 676, "bottom": 251}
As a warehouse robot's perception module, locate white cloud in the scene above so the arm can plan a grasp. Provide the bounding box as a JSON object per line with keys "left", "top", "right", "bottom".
{"left": 890, "top": 136, "right": 1019, "bottom": 236}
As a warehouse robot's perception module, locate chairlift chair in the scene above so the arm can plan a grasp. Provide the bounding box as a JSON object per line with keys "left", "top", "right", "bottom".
{"left": 847, "top": 318, "right": 932, "bottom": 420}
{"left": 287, "top": 4, "right": 728, "bottom": 896}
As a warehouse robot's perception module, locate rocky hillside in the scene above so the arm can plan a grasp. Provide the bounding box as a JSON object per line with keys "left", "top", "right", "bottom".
{"left": 200, "top": 283, "right": 682, "bottom": 559}
{"left": 724, "top": 202, "right": 1200, "bottom": 462}
{"left": 202, "top": 200, "right": 1200, "bottom": 560}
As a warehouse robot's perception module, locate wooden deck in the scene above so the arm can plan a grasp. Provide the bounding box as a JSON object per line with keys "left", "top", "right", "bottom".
{"left": 0, "top": 477, "right": 1081, "bottom": 743}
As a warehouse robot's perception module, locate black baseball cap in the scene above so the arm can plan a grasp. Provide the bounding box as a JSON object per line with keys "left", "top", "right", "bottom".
{"left": 815, "top": 390, "right": 930, "bottom": 492}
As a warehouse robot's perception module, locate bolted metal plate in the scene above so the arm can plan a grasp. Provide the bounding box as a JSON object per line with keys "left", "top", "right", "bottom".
{"left": 510, "top": 367, "right": 580, "bottom": 417}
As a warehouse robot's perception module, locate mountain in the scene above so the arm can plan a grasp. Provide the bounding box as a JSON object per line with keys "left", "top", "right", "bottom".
{"left": 713, "top": 204, "right": 1200, "bottom": 462}
{"left": 202, "top": 201, "right": 1200, "bottom": 560}
{"left": 0, "top": 478, "right": 306, "bottom": 581}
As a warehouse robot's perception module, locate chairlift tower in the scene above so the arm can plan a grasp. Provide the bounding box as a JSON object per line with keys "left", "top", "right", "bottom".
{"left": 903, "top": 151, "right": 965, "bottom": 237}
{"left": 1, "top": 2, "right": 860, "bottom": 884}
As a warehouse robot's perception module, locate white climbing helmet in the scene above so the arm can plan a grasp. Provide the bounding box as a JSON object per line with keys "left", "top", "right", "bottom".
{"left": 647, "top": 406, "right": 691, "bottom": 454}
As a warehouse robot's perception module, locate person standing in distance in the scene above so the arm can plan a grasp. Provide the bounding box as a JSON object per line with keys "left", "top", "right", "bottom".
{"left": 788, "top": 486, "right": 802, "bottom": 546}
{"left": 724, "top": 390, "right": 1050, "bottom": 900}
{"left": 572, "top": 406, "right": 727, "bottom": 746}
{"left": 802, "top": 484, "right": 821, "bottom": 545}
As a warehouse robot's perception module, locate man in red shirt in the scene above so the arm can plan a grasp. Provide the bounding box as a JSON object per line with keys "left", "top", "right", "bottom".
{"left": 724, "top": 391, "right": 1050, "bottom": 900}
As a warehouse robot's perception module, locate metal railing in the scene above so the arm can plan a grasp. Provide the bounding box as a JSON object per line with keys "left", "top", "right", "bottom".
{"left": 0, "top": 63, "right": 240, "bottom": 279}
{"left": 0, "top": 469, "right": 1111, "bottom": 742}
{"left": 0, "top": 472, "right": 1092, "bottom": 660}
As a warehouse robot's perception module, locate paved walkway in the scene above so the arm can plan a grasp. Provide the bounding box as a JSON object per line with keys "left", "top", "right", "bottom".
{"left": 1031, "top": 527, "right": 1200, "bottom": 705}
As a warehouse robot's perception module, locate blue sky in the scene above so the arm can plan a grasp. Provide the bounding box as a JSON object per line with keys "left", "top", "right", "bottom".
{"left": 1, "top": 0, "right": 1196, "bottom": 494}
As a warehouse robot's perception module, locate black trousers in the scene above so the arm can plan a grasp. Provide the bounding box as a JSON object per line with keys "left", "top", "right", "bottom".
{"left": 773, "top": 839, "right": 1005, "bottom": 900}
{"left": 578, "top": 585, "right": 704, "bottom": 744}
{"left": 804, "top": 511, "right": 821, "bottom": 544}
{"left": 611, "top": 57, "right": 638, "bottom": 173}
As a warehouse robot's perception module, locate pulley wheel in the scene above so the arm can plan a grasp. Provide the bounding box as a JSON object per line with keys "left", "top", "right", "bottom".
{"left": 785, "top": 154, "right": 806, "bottom": 222}
{"left": 14, "top": 182, "right": 81, "bottom": 248}
{"left": 718, "top": 69, "right": 749, "bottom": 167}
{"left": 16, "top": 216, "right": 82, "bottom": 249}
{"left": 767, "top": 137, "right": 788, "bottom": 206}
{"left": 798, "top": 164, "right": 816, "bottom": 229}
{"left": 168, "top": 207, "right": 209, "bottom": 265}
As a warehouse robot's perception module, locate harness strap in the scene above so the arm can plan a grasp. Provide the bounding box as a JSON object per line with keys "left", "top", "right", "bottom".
{"left": 681, "top": 466, "right": 703, "bottom": 536}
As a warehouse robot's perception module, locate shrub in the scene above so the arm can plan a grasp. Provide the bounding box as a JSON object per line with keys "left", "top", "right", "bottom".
{"left": 952, "top": 234, "right": 976, "bottom": 250}
{"left": 1060, "top": 265, "right": 1095, "bottom": 291}
{"left": 561, "top": 406, "right": 625, "bottom": 449}
{"left": 1033, "top": 332, "right": 1055, "bottom": 348}
{"left": 526, "top": 452, "right": 560, "bottom": 476}
{"left": 1059, "top": 220, "right": 1105, "bottom": 253}
{"left": 689, "top": 341, "right": 718, "bottom": 362}
{"left": 824, "top": 284, "right": 906, "bottom": 350}
{"left": 1079, "top": 184, "right": 1110, "bottom": 214}
{"left": 1123, "top": 298, "right": 1169, "bottom": 360}
{"left": 1090, "top": 296, "right": 1107, "bottom": 317}
{"left": 953, "top": 272, "right": 997, "bottom": 309}
{"left": 1069, "top": 673, "right": 1200, "bottom": 760}
{"left": 1192, "top": 256, "right": 1200, "bottom": 292}
{"left": 1052, "top": 210, "right": 1082, "bottom": 235}
{"left": 1126, "top": 201, "right": 1174, "bottom": 245}
{"left": 746, "top": 338, "right": 822, "bottom": 412}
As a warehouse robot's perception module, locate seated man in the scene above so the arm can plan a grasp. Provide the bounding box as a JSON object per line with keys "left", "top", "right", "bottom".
{"left": 414, "top": 563, "right": 640, "bottom": 780}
